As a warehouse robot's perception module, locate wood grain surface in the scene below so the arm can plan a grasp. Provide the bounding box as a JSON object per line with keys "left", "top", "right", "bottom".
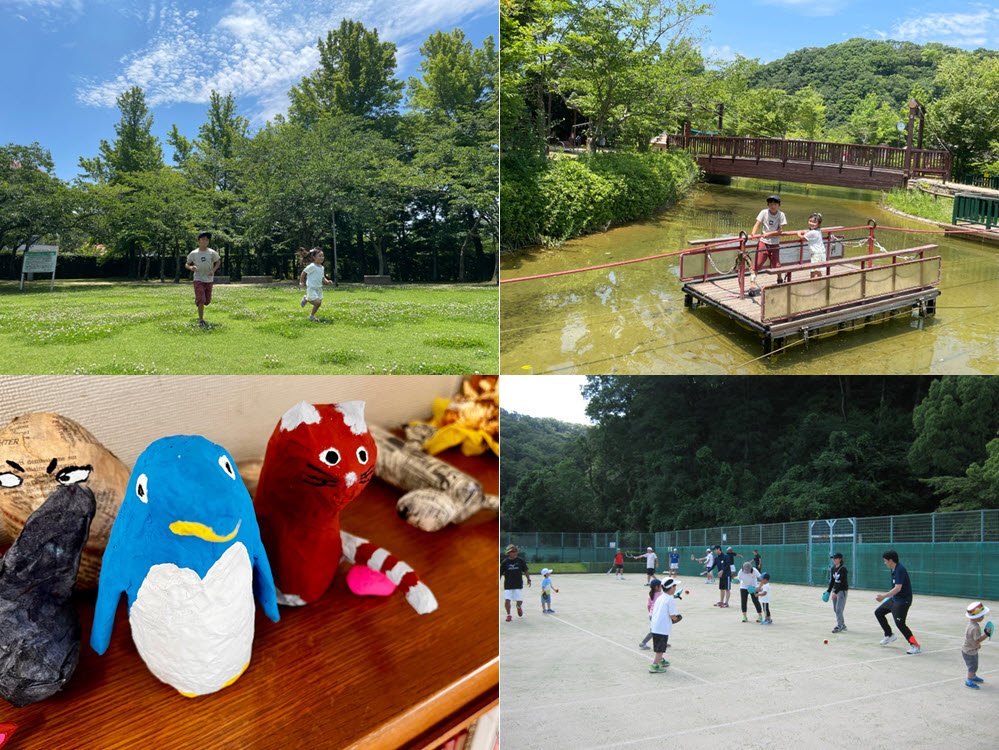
{"left": 1, "top": 448, "right": 498, "bottom": 750}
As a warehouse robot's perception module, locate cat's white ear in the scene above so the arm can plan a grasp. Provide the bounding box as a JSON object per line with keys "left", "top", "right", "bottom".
{"left": 335, "top": 401, "right": 368, "bottom": 435}
{"left": 281, "top": 401, "right": 321, "bottom": 432}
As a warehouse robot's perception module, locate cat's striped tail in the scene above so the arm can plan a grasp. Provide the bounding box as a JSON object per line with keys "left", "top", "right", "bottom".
{"left": 340, "top": 531, "right": 438, "bottom": 614}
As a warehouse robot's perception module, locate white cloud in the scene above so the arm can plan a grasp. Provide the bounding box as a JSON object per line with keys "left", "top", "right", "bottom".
{"left": 75, "top": 0, "right": 494, "bottom": 122}
{"left": 889, "top": 7, "right": 999, "bottom": 46}
{"left": 703, "top": 44, "right": 737, "bottom": 61}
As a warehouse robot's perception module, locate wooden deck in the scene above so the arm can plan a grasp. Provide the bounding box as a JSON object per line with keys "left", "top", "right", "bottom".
{"left": 682, "top": 248, "right": 942, "bottom": 354}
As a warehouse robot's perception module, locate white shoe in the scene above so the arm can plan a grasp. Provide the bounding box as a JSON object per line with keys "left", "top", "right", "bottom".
{"left": 906, "top": 645, "right": 921, "bottom": 654}
{"left": 880, "top": 635, "right": 897, "bottom": 645}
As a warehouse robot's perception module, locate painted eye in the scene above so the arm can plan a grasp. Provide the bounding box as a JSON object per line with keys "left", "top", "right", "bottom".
{"left": 56, "top": 466, "right": 92, "bottom": 485}
{"left": 0, "top": 472, "right": 23, "bottom": 488}
{"left": 218, "top": 455, "right": 236, "bottom": 480}
{"left": 136, "top": 473, "right": 148, "bottom": 503}
{"left": 356, "top": 447, "right": 369, "bottom": 464}
{"left": 319, "top": 448, "right": 341, "bottom": 466}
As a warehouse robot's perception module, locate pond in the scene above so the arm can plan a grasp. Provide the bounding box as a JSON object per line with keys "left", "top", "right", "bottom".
{"left": 500, "top": 179, "right": 999, "bottom": 374}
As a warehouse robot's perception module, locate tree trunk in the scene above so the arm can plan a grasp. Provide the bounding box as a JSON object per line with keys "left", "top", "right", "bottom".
{"left": 356, "top": 228, "right": 365, "bottom": 277}
{"left": 491, "top": 245, "right": 499, "bottom": 285}
{"left": 173, "top": 241, "right": 181, "bottom": 283}
{"left": 458, "top": 215, "right": 482, "bottom": 282}
{"left": 159, "top": 238, "right": 166, "bottom": 282}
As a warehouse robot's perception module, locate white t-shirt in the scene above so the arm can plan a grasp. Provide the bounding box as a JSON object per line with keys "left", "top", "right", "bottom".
{"left": 186, "top": 248, "right": 220, "bottom": 282}
{"left": 303, "top": 263, "right": 325, "bottom": 288}
{"left": 757, "top": 581, "right": 771, "bottom": 603}
{"left": 650, "top": 591, "right": 678, "bottom": 635}
{"left": 737, "top": 567, "right": 761, "bottom": 590}
{"left": 804, "top": 229, "right": 825, "bottom": 263}
{"left": 639, "top": 551, "right": 657, "bottom": 568}
{"left": 755, "top": 209, "right": 787, "bottom": 246}
{"left": 704, "top": 553, "right": 714, "bottom": 568}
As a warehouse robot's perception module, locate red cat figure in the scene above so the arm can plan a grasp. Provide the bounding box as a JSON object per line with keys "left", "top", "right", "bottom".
{"left": 254, "top": 401, "right": 437, "bottom": 614}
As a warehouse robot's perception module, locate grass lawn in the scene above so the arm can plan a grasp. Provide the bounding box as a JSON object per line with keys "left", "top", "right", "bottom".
{"left": 0, "top": 280, "right": 498, "bottom": 374}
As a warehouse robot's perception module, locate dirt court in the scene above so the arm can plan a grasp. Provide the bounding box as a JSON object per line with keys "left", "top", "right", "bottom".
{"left": 500, "top": 572, "right": 996, "bottom": 749}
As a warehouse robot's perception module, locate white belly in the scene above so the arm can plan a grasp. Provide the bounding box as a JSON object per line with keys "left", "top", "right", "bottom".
{"left": 130, "top": 542, "right": 255, "bottom": 696}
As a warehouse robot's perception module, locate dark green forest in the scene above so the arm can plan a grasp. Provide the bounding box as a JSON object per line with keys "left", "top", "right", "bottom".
{"left": 501, "top": 376, "right": 999, "bottom": 532}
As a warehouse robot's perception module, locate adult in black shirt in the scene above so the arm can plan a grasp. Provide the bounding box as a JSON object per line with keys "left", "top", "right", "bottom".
{"left": 827, "top": 552, "right": 849, "bottom": 633}
{"left": 501, "top": 544, "right": 531, "bottom": 621}
{"left": 712, "top": 545, "right": 732, "bottom": 607}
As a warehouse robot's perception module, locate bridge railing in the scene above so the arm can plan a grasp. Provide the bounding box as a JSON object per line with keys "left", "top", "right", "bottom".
{"left": 658, "top": 134, "right": 951, "bottom": 180}
{"left": 953, "top": 193, "right": 999, "bottom": 229}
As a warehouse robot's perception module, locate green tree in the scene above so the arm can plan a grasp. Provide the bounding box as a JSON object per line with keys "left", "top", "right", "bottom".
{"left": 909, "top": 376, "right": 999, "bottom": 478}
{"left": 845, "top": 92, "right": 900, "bottom": 145}
{"left": 557, "top": 0, "right": 710, "bottom": 153}
{"left": 733, "top": 88, "right": 798, "bottom": 137}
{"left": 0, "top": 142, "right": 74, "bottom": 278}
{"left": 789, "top": 85, "right": 827, "bottom": 140}
{"left": 926, "top": 52, "right": 999, "bottom": 173}
{"left": 78, "top": 86, "right": 164, "bottom": 183}
{"left": 288, "top": 20, "right": 403, "bottom": 128}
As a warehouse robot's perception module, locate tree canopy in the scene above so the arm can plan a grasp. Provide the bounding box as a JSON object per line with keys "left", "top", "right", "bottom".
{"left": 4, "top": 22, "right": 497, "bottom": 283}
{"left": 502, "top": 376, "right": 999, "bottom": 533}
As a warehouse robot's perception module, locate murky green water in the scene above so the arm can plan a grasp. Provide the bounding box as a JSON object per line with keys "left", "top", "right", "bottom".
{"left": 500, "top": 179, "right": 999, "bottom": 374}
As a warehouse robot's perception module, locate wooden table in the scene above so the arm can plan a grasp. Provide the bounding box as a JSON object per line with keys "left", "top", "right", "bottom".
{"left": 2, "top": 449, "right": 498, "bottom": 750}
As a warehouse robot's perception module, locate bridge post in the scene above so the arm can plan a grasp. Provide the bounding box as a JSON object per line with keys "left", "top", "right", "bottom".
{"left": 904, "top": 99, "right": 917, "bottom": 178}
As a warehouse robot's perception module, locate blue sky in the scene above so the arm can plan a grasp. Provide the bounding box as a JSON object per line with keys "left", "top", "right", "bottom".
{"left": 0, "top": 0, "right": 497, "bottom": 181}
{"left": 701, "top": 0, "right": 999, "bottom": 64}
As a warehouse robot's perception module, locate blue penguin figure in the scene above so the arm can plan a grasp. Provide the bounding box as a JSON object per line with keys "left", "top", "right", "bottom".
{"left": 91, "top": 435, "right": 279, "bottom": 697}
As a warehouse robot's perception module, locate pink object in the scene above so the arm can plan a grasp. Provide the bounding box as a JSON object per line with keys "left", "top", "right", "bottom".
{"left": 346, "top": 564, "right": 397, "bottom": 597}
{"left": 0, "top": 723, "right": 17, "bottom": 747}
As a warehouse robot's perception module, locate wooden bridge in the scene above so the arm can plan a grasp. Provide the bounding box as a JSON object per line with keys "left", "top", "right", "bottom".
{"left": 653, "top": 133, "right": 952, "bottom": 190}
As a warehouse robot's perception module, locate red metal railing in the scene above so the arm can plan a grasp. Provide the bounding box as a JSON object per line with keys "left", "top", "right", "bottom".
{"left": 655, "top": 134, "right": 951, "bottom": 180}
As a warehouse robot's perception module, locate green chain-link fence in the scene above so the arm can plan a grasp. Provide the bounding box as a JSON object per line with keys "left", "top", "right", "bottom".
{"left": 504, "top": 509, "right": 999, "bottom": 598}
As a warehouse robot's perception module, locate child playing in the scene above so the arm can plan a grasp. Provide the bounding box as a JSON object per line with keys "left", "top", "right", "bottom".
{"left": 793, "top": 212, "right": 826, "bottom": 279}
{"left": 749, "top": 194, "right": 787, "bottom": 293}
{"left": 648, "top": 578, "right": 682, "bottom": 672}
{"left": 737, "top": 562, "right": 763, "bottom": 623}
{"left": 639, "top": 579, "right": 664, "bottom": 650}
{"left": 185, "top": 231, "right": 221, "bottom": 327}
{"left": 696, "top": 548, "right": 715, "bottom": 583}
{"left": 540, "top": 568, "right": 558, "bottom": 614}
{"left": 669, "top": 548, "right": 680, "bottom": 577}
{"left": 758, "top": 572, "right": 773, "bottom": 624}
{"left": 298, "top": 247, "right": 333, "bottom": 322}
{"left": 963, "top": 601, "right": 992, "bottom": 689}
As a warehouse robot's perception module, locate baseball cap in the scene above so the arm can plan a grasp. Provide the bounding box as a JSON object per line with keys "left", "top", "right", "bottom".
{"left": 831, "top": 552, "right": 843, "bottom": 560}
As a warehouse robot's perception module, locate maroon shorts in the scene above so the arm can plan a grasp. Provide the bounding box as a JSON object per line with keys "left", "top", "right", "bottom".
{"left": 753, "top": 241, "right": 780, "bottom": 273}
{"left": 194, "top": 280, "right": 214, "bottom": 306}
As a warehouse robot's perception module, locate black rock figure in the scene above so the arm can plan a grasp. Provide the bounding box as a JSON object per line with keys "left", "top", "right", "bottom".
{"left": 0, "top": 483, "right": 96, "bottom": 707}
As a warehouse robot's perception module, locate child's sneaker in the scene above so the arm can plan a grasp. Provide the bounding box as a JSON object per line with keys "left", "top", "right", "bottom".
{"left": 906, "top": 645, "right": 920, "bottom": 655}
{"left": 880, "top": 635, "right": 897, "bottom": 645}
{"left": 832, "top": 626, "right": 842, "bottom": 633}
{"left": 548, "top": 609, "right": 556, "bottom": 614}
{"left": 300, "top": 296, "right": 307, "bottom": 308}
{"left": 516, "top": 603, "right": 523, "bottom": 617}
{"left": 639, "top": 643, "right": 651, "bottom": 650}
{"left": 713, "top": 602, "right": 722, "bottom": 606}
{"left": 308, "top": 315, "right": 319, "bottom": 322}
{"left": 648, "top": 662, "right": 668, "bottom": 673}
{"left": 972, "top": 676, "right": 984, "bottom": 683}
{"left": 505, "top": 615, "right": 512, "bottom": 622}
{"left": 742, "top": 615, "right": 748, "bottom": 622}
{"left": 756, "top": 615, "right": 763, "bottom": 622}
{"left": 720, "top": 603, "right": 729, "bottom": 608}
{"left": 761, "top": 618, "right": 773, "bottom": 625}
{"left": 965, "top": 679, "right": 980, "bottom": 689}
{"left": 839, "top": 625, "right": 847, "bottom": 632}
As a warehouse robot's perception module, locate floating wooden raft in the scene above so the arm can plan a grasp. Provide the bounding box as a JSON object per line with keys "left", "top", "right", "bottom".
{"left": 680, "top": 230, "right": 941, "bottom": 355}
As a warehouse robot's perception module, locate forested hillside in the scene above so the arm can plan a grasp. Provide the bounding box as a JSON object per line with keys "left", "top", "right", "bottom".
{"left": 500, "top": 410, "right": 588, "bottom": 500}
{"left": 747, "top": 38, "right": 963, "bottom": 129}
{"left": 501, "top": 376, "right": 999, "bottom": 532}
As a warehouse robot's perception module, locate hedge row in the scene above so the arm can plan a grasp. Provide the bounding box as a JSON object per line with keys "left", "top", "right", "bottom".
{"left": 501, "top": 150, "right": 701, "bottom": 250}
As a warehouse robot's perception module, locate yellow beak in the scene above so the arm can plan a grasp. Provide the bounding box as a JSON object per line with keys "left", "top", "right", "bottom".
{"left": 169, "top": 519, "right": 241, "bottom": 542}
